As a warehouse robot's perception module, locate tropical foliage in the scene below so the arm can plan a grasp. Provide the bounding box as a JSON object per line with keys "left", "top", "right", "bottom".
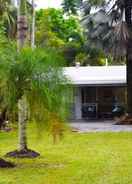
{"left": 36, "top": 8, "right": 83, "bottom": 48}
{"left": 62, "top": 0, "right": 82, "bottom": 15}
{"left": 0, "top": 1, "right": 72, "bottom": 161}
{"left": 0, "top": 47, "right": 71, "bottom": 122}
{"left": 0, "top": 42, "right": 72, "bottom": 152}
{"left": 0, "top": 0, "right": 132, "bottom": 171}
{"left": 0, "top": 0, "right": 16, "bottom": 38}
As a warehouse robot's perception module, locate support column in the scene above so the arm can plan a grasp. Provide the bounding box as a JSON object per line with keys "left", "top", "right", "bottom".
{"left": 96, "top": 87, "right": 98, "bottom": 118}
{"left": 74, "top": 87, "right": 82, "bottom": 120}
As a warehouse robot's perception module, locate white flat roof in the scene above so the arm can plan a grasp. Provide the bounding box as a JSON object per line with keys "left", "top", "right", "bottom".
{"left": 64, "top": 66, "right": 126, "bottom": 86}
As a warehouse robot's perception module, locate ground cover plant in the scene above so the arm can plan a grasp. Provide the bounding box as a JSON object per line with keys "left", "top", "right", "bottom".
{"left": 1, "top": 125, "right": 132, "bottom": 184}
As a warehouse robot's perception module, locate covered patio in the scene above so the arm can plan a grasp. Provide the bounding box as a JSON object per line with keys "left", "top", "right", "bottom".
{"left": 64, "top": 66, "right": 127, "bottom": 120}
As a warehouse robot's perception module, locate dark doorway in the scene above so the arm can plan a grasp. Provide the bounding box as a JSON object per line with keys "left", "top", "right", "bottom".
{"left": 81, "top": 86, "right": 126, "bottom": 119}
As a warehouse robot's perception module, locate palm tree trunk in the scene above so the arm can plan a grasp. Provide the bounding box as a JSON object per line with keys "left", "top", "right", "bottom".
{"left": 17, "top": 0, "right": 28, "bottom": 150}
{"left": 6, "top": 0, "right": 39, "bottom": 158}
{"left": 17, "top": 0, "right": 28, "bottom": 50}
{"left": 125, "top": 0, "right": 132, "bottom": 114}
{"left": 31, "top": 0, "right": 35, "bottom": 49}
{"left": 18, "top": 95, "right": 28, "bottom": 151}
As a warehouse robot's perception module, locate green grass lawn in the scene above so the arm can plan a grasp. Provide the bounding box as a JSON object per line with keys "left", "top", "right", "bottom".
{"left": 1, "top": 124, "right": 132, "bottom": 184}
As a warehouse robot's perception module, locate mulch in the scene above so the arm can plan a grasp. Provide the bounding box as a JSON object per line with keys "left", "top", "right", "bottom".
{"left": 0, "top": 158, "right": 15, "bottom": 168}
{"left": 5, "top": 149, "right": 40, "bottom": 158}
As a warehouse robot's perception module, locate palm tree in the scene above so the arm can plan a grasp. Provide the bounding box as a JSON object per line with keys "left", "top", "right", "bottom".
{"left": 15, "top": 0, "right": 30, "bottom": 155}
{"left": 4, "top": 0, "right": 71, "bottom": 158}
{"left": 3, "top": 0, "right": 35, "bottom": 157}
{"left": 31, "top": 0, "right": 35, "bottom": 48}
{"left": 82, "top": 9, "right": 114, "bottom": 54}
{"left": 1, "top": 47, "right": 71, "bottom": 158}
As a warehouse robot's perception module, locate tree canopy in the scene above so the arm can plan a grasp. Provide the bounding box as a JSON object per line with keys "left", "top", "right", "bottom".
{"left": 36, "top": 8, "right": 83, "bottom": 48}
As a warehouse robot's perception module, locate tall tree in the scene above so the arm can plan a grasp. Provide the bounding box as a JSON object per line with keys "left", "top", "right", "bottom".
{"left": 36, "top": 8, "right": 83, "bottom": 48}
{"left": 124, "top": 0, "right": 132, "bottom": 114}
{"left": 17, "top": 0, "right": 29, "bottom": 153}
{"left": 4, "top": 2, "right": 72, "bottom": 158}
{"left": 2, "top": 48, "right": 71, "bottom": 158}
{"left": 31, "top": 0, "right": 35, "bottom": 48}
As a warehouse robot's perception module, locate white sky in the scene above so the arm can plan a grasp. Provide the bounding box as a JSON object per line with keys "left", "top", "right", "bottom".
{"left": 36, "top": 0, "right": 62, "bottom": 9}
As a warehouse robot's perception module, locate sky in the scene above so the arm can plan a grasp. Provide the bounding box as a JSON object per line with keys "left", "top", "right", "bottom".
{"left": 36, "top": 0, "right": 62, "bottom": 9}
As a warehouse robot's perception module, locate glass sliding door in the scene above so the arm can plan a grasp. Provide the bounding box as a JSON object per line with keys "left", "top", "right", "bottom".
{"left": 82, "top": 87, "right": 97, "bottom": 119}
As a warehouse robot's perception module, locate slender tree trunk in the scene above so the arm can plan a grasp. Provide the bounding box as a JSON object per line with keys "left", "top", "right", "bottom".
{"left": 31, "top": 0, "right": 35, "bottom": 49}
{"left": 18, "top": 95, "right": 28, "bottom": 150}
{"left": 17, "top": 0, "right": 28, "bottom": 150}
{"left": 6, "top": 0, "right": 39, "bottom": 158}
{"left": 17, "top": 0, "right": 28, "bottom": 50}
{"left": 125, "top": 0, "right": 132, "bottom": 114}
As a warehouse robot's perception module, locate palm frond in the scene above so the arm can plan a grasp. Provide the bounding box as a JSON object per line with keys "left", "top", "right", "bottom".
{"left": 0, "top": 46, "right": 72, "bottom": 127}
{"left": 114, "top": 21, "right": 129, "bottom": 42}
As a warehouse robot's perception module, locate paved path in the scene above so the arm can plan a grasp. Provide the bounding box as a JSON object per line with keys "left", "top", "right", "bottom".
{"left": 70, "top": 120, "right": 132, "bottom": 132}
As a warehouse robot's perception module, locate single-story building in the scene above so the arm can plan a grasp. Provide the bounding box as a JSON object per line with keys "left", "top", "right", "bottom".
{"left": 64, "top": 65, "right": 127, "bottom": 120}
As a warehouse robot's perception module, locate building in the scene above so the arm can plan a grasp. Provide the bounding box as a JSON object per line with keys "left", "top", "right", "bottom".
{"left": 64, "top": 66, "right": 126, "bottom": 120}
